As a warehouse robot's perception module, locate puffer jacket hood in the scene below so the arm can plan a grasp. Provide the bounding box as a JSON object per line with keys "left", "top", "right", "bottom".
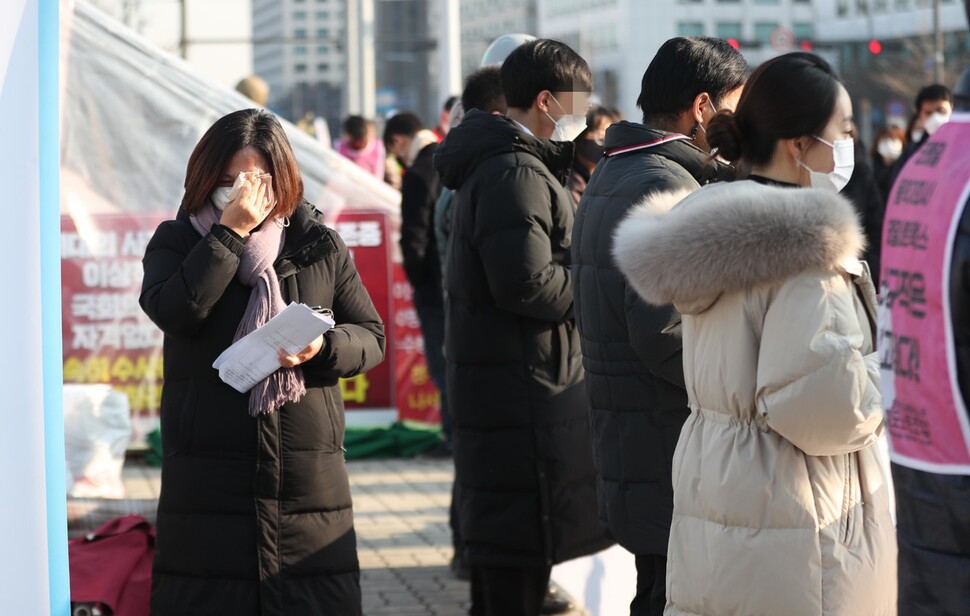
{"left": 603, "top": 121, "right": 734, "bottom": 185}
{"left": 434, "top": 109, "right": 575, "bottom": 190}
{"left": 613, "top": 181, "right": 866, "bottom": 314}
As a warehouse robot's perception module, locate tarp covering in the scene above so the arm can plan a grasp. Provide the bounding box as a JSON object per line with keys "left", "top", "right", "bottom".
{"left": 62, "top": 2, "right": 401, "bottom": 220}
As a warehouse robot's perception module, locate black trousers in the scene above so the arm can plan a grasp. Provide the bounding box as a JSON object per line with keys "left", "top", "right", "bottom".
{"left": 469, "top": 565, "right": 552, "bottom": 616}
{"left": 630, "top": 554, "right": 667, "bottom": 616}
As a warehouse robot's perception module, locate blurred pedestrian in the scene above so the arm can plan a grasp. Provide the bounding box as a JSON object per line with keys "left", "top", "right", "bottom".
{"left": 434, "top": 39, "right": 612, "bottom": 616}
{"left": 567, "top": 104, "right": 622, "bottom": 208}
{"left": 614, "top": 52, "right": 896, "bottom": 616}
{"left": 571, "top": 36, "right": 746, "bottom": 616}
{"left": 890, "top": 84, "right": 952, "bottom": 188}
{"left": 433, "top": 95, "right": 459, "bottom": 140}
{"left": 140, "top": 109, "right": 386, "bottom": 615}
{"left": 385, "top": 112, "right": 452, "bottom": 459}
{"left": 336, "top": 115, "right": 386, "bottom": 180}
{"left": 881, "top": 67, "right": 970, "bottom": 616}
{"left": 434, "top": 66, "right": 507, "bottom": 284}
{"left": 840, "top": 129, "right": 887, "bottom": 286}
{"left": 871, "top": 123, "right": 905, "bottom": 200}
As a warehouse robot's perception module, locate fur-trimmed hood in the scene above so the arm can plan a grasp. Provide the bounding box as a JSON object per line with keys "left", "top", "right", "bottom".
{"left": 613, "top": 181, "right": 865, "bottom": 313}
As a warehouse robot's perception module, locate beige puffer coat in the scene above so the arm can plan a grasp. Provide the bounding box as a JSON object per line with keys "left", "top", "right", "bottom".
{"left": 614, "top": 181, "right": 897, "bottom": 616}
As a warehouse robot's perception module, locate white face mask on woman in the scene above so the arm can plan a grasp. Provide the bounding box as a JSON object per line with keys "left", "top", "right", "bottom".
{"left": 877, "top": 137, "right": 903, "bottom": 161}
{"left": 211, "top": 186, "right": 235, "bottom": 211}
{"left": 797, "top": 136, "right": 855, "bottom": 193}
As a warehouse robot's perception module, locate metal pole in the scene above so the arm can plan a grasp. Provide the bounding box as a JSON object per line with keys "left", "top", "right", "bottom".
{"left": 438, "top": 0, "right": 461, "bottom": 109}
{"left": 346, "top": 0, "right": 361, "bottom": 115}
{"left": 360, "top": 0, "right": 377, "bottom": 118}
{"left": 934, "top": 0, "right": 944, "bottom": 83}
{"left": 179, "top": 0, "right": 188, "bottom": 59}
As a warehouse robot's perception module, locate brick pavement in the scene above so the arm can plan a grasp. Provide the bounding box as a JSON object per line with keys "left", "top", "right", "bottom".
{"left": 118, "top": 458, "right": 587, "bottom": 616}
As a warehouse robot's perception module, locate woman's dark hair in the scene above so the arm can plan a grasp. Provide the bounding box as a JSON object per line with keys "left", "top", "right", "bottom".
{"left": 707, "top": 52, "right": 841, "bottom": 166}
{"left": 579, "top": 105, "right": 622, "bottom": 140}
{"left": 638, "top": 37, "right": 748, "bottom": 125}
{"left": 182, "top": 109, "right": 303, "bottom": 217}
{"left": 500, "top": 39, "right": 592, "bottom": 110}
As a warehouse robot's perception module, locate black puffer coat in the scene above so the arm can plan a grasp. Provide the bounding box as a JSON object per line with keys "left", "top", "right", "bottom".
{"left": 893, "top": 196, "right": 970, "bottom": 615}
{"left": 140, "top": 201, "right": 385, "bottom": 615}
{"left": 571, "top": 121, "right": 732, "bottom": 556}
{"left": 434, "top": 110, "right": 612, "bottom": 568}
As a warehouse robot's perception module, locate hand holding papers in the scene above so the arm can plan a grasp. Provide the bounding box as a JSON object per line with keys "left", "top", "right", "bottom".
{"left": 213, "top": 303, "right": 336, "bottom": 393}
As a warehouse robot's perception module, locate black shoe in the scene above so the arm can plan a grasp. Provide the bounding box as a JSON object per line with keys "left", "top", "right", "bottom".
{"left": 449, "top": 554, "right": 471, "bottom": 581}
{"left": 540, "top": 583, "right": 573, "bottom": 614}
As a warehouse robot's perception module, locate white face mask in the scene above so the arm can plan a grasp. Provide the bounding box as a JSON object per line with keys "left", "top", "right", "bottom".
{"left": 797, "top": 136, "right": 855, "bottom": 193}
{"left": 546, "top": 94, "right": 587, "bottom": 142}
{"left": 923, "top": 111, "right": 950, "bottom": 137}
{"left": 211, "top": 186, "right": 234, "bottom": 211}
{"left": 877, "top": 138, "right": 903, "bottom": 161}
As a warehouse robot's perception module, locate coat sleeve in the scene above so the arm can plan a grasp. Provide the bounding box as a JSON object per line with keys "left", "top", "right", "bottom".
{"left": 624, "top": 283, "right": 686, "bottom": 390}
{"left": 755, "top": 271, "right": 884, "bottom": 456}
{"left": 400, "top": 165, "right": 434, "bottom": 287}
{"left": 139, "top": 222, "right": 244, "bottom": 338}
{"left": 301, "top": 233, "right": 386, "bottom": 386}
{"left": 474, "top": 166, "right": 572, "bottom": 323}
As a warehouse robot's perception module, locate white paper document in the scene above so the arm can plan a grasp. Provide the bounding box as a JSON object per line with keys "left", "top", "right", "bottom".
{"left": 213, "top": 302, "right": 336, "bottom": 393}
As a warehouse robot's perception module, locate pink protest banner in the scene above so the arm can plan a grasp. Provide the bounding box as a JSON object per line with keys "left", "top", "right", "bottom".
{"left": 878, "top": 113, "right": 970, "bottom": 474}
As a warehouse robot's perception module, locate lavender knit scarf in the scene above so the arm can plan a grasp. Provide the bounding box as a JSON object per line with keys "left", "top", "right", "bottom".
{"left": 191, "top": 205, "right": 306, "bottom": 416}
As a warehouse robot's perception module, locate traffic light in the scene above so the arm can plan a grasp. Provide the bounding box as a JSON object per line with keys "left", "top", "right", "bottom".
{"left": 727, "top": 38, "right": 740, "bottom": 50}
{"left": 799, "top": 40, "right": 814, "bottom": 51}
{"left": 868, "top": 39, "right": 882, "bottom": 55}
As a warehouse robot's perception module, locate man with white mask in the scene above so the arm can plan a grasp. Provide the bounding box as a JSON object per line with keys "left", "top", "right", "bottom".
{"left": 571, "top": 36, "right": 747, "bottom": 616}
{"left": 890, "top": 84, "right": 953, "bottom": 189}
{"left": 434, "top": 39, "right": 612, "bottom": 615}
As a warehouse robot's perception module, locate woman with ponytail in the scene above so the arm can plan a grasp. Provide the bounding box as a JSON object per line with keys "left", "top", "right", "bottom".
{"left": 140, "top": 109, "right": 385, "bottom": 615}
{"left": 613, "top": 53, "right": 896, "bottom": 615}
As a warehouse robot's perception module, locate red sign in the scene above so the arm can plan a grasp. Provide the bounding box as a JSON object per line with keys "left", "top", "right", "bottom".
{"left": 330, "top": 211, "right": 393, "bottom": 410}
{"left": 391, "top": 264, "right": 441, "bottom": 424}
{"left": 61, "top": 213, "right": 169, "bottom": 443}
{"left": 62, "top": 210, "right": 407, "bottom": 443}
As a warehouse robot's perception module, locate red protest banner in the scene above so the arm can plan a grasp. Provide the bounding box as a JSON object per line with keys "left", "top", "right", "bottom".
{"left": 61, "top": 213, "right": 169, "bottom": 444}
{"left": 391, "top": 264, "right": 441, "bottom": 424}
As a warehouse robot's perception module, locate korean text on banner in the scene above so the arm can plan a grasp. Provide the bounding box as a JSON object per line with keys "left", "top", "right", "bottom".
{"left": 878, "top": 113, "right": 970, "bottom": 475}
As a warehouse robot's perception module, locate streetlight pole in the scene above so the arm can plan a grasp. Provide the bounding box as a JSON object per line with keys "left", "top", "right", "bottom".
{"left": 933, "top": 0, "right": 944, "bottom": 83}
{"left": 178, "top": 0, "right": 187, "bottom": 59}
{"left": 438, "top": 0, "right": 461, "bottom": 109}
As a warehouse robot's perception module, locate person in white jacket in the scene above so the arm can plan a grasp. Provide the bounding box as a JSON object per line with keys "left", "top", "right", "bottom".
{"left": 613, "top": 52, "right": 897, "bottom": 616}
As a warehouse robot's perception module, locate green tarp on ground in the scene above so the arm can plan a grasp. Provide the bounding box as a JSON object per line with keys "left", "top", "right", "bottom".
{"left": 144, "top": 421, "right": 443, "bottom": 466}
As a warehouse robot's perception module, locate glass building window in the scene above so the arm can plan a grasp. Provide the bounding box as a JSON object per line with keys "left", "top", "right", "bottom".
{"left": 677, "top": 22, "right": 705, "bottom": 36}
{"left": 716, "top": 22, "right": 742, "bottom": 40}
{"left": 754, "top": 22, "right": 779, "bottom": 44}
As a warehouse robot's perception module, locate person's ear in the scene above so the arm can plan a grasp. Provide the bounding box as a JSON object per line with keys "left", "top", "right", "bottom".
{"left": 785, "top": 136, "right": 810, "bottom": 162}
{"left": 536, "top": 90, "right": 554, "bottom": 114}
{"left": 691, "top": 92, "right": 711, "bottom": 125}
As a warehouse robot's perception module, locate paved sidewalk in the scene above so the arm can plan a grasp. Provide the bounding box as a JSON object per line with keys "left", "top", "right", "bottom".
{"left": 117, "top": 458, "right": 586, "bottom": 616}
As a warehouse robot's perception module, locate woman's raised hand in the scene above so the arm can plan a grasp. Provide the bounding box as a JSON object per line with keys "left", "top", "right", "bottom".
{"left": 220, "top": 174, "right": 274, "bottom": 237}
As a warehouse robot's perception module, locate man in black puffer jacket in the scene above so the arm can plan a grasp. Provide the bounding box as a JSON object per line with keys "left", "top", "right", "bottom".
{"left": 434, "top": 39, "right": 612, "bottom": 616}
{"left": 571, "top": 37, "right": 746, "bottom": 616}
